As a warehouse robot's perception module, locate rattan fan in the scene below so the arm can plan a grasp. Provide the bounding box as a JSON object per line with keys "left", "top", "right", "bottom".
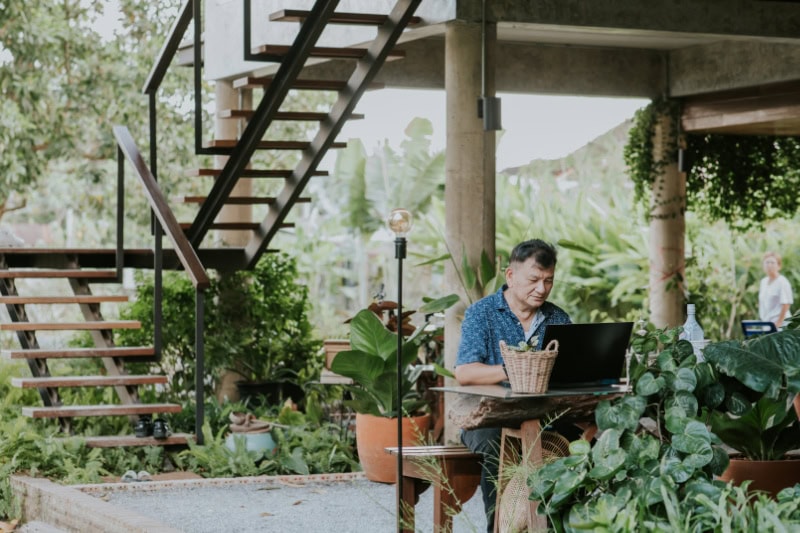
{"left": 498, "top": 431, "right": 571, "bottom": 533}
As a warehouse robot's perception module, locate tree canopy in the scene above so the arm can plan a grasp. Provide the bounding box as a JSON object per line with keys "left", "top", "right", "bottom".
{"left": 0, "top": 0, "right": 192, "bottom": 224}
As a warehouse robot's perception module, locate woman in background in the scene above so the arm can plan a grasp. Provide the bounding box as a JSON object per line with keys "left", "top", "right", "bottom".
{"left": 758, "top": 251, "right": 794, "bottom": 329}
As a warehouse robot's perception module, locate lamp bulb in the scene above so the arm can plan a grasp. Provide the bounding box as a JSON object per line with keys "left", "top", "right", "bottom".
{"left": 388, "top": 208, "right": 413, "bottom": 237}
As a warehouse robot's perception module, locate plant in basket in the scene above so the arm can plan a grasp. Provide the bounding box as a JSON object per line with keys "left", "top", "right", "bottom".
{"left": 499, "top": 337, "right": 559, "bottom": 394}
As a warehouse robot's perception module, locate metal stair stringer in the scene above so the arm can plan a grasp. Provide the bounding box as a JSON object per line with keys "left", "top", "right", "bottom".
{"left": 242, "top": 0, "right": 423, "bottom": 268}
{"left": 187, "top": 0, "right": 342, "bottom": 248}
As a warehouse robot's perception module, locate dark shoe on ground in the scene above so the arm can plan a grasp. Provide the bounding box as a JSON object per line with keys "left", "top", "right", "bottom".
{"left": 134, "top": 416, "right": 153, "bottom": 438}
{"left": 152, "top": 418, "right": 171, "bottom": 440}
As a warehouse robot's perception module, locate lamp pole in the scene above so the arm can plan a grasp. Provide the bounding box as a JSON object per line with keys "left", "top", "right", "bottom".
{"left": 388, "top": 208, "right": 412, "bottom": 533}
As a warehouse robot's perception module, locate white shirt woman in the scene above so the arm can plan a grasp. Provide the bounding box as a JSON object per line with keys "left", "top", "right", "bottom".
{"left": 758, "top": 252, "right": 794, "bottom": 329}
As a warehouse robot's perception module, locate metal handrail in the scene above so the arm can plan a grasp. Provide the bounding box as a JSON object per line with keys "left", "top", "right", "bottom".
{"left": 114, "top": 124, "right": 208, "bottom": 443}
{"left": 113, "top": 125, "right": 210, "bottom": 290}
{"left": 142, "top": 0, "right": 193, "bottom": 95}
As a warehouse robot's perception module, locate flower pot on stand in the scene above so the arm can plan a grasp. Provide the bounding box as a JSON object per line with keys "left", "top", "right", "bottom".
{"left": 355, "top": 412, "right": 431, "bottom": 483}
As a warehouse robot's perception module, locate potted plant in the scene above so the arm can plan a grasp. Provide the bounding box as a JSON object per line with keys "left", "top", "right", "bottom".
{"left": 207, "top": 254, "right": 322, "bottom": 407}
{"left": 530, "top": 325, "right": 732, "bottom": 530}
{"left": 703, "top": 329, "right": 800, "bottom": 496}
{"left": 330, "top": 307, "right": 439, "bottom": 483}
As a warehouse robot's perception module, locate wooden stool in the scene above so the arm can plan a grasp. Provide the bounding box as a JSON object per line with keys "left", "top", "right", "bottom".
{"left": 386, "top": 445, "right": 482, "bottom": 533}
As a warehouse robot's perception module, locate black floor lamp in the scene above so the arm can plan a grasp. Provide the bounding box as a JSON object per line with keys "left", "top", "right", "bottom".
{"left": 388, "top": 207, "right": 412, "bottom": 532}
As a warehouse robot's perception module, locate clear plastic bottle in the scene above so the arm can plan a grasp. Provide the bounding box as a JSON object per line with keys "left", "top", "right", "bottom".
{"left": 679, "top": 303, "right": 706, "bottom": 359}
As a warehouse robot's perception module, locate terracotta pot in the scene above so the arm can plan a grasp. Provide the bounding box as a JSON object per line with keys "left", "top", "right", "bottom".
{"left": 355, "top": 412, "right": 431, "bottom": 483}
{"left": 719, "top": 457, "right": 800, "bottom": 498}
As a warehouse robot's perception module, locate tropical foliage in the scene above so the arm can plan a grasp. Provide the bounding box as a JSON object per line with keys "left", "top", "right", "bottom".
{"left": 331, "top": 309, "right": 435, "bottom": 417}
{"left": 624, "top": 98, "right": 800, "bottom": 230}
{"left": 530, "top": 325, "right": 800, "bottom": 531}
{"left": 116, "top": 253, "right": 322, "bottom": 397}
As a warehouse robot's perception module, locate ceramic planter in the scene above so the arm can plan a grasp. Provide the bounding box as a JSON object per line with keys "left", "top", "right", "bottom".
{"left": 719, "top": 456, "right": 800, "bottom": 498}
{"left": 355, "top": 412, "right": 431, "bottom": 483}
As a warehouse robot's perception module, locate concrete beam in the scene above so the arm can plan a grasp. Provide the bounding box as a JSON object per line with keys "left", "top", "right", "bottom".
{"left": 460, "top": 0, "right": 800, "bottom": 40}
{"left": 290, "top": 38, "right": 666, "bottom": 97}
{"left": 670, "top": 41, "right": 800, "bottom": 96}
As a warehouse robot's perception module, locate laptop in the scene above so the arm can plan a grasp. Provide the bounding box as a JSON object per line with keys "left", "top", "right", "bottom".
{"left": 541, "top": 322, "right": 634, "bottom": 390}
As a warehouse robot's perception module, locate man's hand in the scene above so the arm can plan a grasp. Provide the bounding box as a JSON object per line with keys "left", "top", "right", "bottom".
{"left": 454, "top": 362, "right": 507, "bottom": 385}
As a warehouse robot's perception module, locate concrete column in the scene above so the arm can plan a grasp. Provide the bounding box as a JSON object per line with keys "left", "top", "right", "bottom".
{"left": 648, "top": 112, "right": 686, "bottom": 328}
{"left": 443, "top": 21, "right": 497, "bottom": 444}
{"left": 215, "top": 80, "right": 252, "bottom": 247}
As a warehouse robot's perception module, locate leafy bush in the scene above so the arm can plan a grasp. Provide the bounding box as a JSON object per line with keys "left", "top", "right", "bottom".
{"left": 176, "top": 404, "right": 358, "bottom": 478}
{"left": 117, "top": 253, "right": 323, "bottom": 400}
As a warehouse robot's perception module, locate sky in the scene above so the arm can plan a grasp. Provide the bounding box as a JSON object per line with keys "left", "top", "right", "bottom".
{"left": 337, "top": 89, "right": 650, "bottom": 170}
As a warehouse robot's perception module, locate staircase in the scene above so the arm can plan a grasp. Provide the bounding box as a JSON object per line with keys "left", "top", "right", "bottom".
{"left": 0, "top": 0, "right": 422, "bottom": 447}
{"left": 0, "top": 250, "right": 189, "bottom": 447}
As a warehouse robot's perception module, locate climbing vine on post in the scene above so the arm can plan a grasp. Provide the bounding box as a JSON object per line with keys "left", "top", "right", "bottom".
{"left": 624, "top": 97, "right": 681, "bottom": 220}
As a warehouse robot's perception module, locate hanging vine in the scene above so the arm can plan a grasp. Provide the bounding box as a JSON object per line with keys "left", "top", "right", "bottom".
{"left": 625, "top": 97, "right": 800, "bottom": 230}
{"left": 684, "top": 133, "right": 800, "bottom": 231}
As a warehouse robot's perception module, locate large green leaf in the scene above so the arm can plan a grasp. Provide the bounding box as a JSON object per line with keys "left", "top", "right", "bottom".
{"left": 418, "top": 294, "right": 459, "bottom": 314}
{"left": 704, "top": 340, "right": 783, "bottom": 397}
{"left": 748, "top": 330, "right": 800, "bottom": 393}
{"left": 330, "top": 350, "right": 384, "bottom": 386}
{"left": 347, "top": 310, "right": 397, "bottom": 361}
{"left": 709, "top": 395, "right": 800, "bottom": 460}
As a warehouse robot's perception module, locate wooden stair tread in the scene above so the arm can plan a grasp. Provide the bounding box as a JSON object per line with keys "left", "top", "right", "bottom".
{"left": 218, "top": 109, "right": 364, "bottom": 121}
{"left": 0, "top": 269, "right": 117, "bottom": 279}
{"left": 232, "top": 76, "right": 383, "bottom": 91}
{"left": 0, "top": 320, "right": 141, "bottom": 331}
{"left": 179, "top": 222, "right": 295, "bottom": 231}
{"left": 269, "top": 9, "right": 422, "bottom": 26}
{"left": 204, "top": 140, "right": 346, "bottom": 150}
{"left": 3, "top": 346, "right": 156, "bottom": 359}
{"left": 12, "top": 375, "right": 169, "bottom": 388}
{"left": 181, "top": 196, "right": 311, "bottom": 205}
{"left": 81, "top": 433, "right": 193, "bottom": 448}
{"left": 187, "top": 168, "right": 329, "bottom": 178}
{"left": 252, "top": 44, "right": 405, "bottom": 60}
{"left": 0, "top": 295, "right": 129, "bottom": 305}
{"left": 22, "top": 403, "right": 183, "bottom": 418}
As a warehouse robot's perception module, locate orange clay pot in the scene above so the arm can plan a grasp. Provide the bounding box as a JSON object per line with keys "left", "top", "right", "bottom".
{"left": 355, "top": 412, "right": 431, "bottom": 483}
{"left": 719, "top": 457, "right": 800, "bottom": 498}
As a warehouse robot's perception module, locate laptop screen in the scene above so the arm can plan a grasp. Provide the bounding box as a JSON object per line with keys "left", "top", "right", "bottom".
{"left": 542, "top": 322, "right": 634, "bottom": 387}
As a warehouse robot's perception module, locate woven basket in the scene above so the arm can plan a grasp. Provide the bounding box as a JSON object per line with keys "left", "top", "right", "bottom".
{"left": 500, "top": 339, "right": 559, "bottom": 393}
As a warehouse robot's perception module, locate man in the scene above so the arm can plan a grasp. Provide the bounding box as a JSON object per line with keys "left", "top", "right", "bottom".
{"left": 455, "top": 239, "right": 571, "bottom": 532}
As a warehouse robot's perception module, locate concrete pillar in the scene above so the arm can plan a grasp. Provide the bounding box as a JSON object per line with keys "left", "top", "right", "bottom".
{"left": 443, "top": 21, "right": 497, "bottom": 444}
{"left": 215, "top": 80, "right": 252, "bottom": 247}
{"left": 648, "top": 112, "right": 686, "bottom": 328}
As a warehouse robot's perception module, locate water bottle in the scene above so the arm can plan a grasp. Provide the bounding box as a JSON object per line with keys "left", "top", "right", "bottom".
{"left": 679, "top": 304, "right": 705, "bottom": 359}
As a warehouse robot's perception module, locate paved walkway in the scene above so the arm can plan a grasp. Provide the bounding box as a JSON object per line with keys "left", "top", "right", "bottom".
{"left": 73, "top": 472, "right": 488, "bottom": 533}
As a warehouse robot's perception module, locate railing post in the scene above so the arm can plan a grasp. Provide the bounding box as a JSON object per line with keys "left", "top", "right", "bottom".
{"left": 154, "top": 220, "right": 163, "bottom": 361}
{"left": 149, "top": 92, "right": 158, "bottom": 235}
{"left": 116, "top": 147, "right": 124, "bottom": 279}
{"left": 195, "top": 288, "right": 205, "bottom": 445}
{"left": 193, "top": 0, "right": 203, "bottom": 153}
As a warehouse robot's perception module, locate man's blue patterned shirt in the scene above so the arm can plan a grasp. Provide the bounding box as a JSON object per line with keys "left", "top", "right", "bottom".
{"left": 455, "top": 286, "right": 572, "bottom": 367}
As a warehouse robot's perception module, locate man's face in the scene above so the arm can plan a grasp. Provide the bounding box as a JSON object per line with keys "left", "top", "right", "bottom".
{"left": 506, "top": 258, "right": 555, "bottom": 311}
